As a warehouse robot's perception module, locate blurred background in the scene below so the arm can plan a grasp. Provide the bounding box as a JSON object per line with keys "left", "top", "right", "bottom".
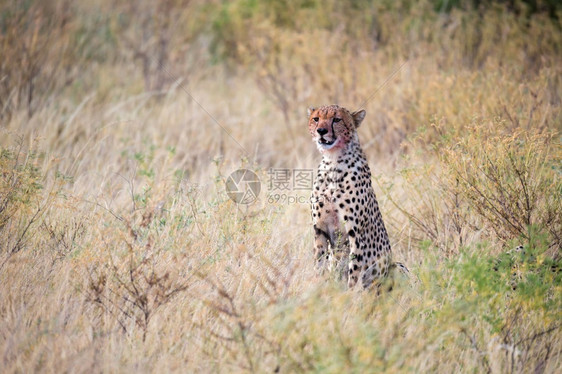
{"left": 1, "top": 0, "right": 560, "bottom": 169}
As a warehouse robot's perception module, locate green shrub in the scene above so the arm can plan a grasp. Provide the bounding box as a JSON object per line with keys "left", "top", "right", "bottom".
{"left": 0, "top": 139, "right": 44, "bottom": 267}
{"left": 395, "top": 120, "right": 560, "bottom": 254}
{"left": 440, "top": 125, "right": 561, "bottom": 249}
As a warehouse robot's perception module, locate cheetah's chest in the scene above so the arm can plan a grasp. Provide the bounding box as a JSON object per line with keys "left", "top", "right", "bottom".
{"left": 315, "top": 162, "right": 365, "bottom": 228}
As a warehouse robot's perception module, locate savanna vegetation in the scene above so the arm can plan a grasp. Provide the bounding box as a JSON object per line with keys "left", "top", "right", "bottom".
{"left": 0, "top": 0, "right": 561, "bottom": 372}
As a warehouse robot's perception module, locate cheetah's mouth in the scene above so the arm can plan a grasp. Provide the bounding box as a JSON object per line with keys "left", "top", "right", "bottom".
{"left": 318, "top": 138, "right": 336, "bottom": 146}
{"left": 318, "top": 137, "right": 339, "bottom": 150}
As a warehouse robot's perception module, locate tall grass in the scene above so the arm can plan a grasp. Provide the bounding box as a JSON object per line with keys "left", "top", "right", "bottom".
{"left": 1, "top": 0, "right": 561, "bottom": 372}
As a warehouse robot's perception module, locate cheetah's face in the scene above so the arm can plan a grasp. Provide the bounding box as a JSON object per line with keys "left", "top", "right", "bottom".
{"left": 307, "top": 105, "right": 366, "bottom": 154}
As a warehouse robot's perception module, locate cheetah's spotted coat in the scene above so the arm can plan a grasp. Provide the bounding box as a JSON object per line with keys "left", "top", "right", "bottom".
{"left": 308, "top": 104, "right": 404, "bottom": 289}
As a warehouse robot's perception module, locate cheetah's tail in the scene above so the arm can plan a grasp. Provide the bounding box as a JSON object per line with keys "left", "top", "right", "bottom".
{"left": 391, "top": 261, "right": 409, "bottom": 277}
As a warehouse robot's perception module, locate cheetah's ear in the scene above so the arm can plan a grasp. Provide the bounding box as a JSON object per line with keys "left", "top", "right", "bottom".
{"left": 351, "top": 110, "right": 366, "bottom": 128}
{"left": 307, "top": 107, "right": 316, "bottom": 118}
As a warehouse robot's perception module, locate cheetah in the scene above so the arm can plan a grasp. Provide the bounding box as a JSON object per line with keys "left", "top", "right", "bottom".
{"left": 308, "top": 104, "right": 406, "bottom": 289}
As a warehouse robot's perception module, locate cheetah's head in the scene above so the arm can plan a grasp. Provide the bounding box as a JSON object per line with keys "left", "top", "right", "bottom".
{"left": 307, "top": 104, "right": 366, "bottom": 154}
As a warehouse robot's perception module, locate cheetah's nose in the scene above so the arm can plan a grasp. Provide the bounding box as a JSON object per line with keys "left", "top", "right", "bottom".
{"left": 317, "top": 128, "right": 328, "bottom": 136}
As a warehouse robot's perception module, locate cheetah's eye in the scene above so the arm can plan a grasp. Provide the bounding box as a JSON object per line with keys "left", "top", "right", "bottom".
{"left": 333, "top": 118, "right": 342, "bottom": 123}
{"left": 312, "top": 117, "right": 319, "bottom": 122}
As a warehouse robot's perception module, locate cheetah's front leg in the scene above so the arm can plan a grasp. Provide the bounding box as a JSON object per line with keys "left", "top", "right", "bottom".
{"left": 311, "top": 192, "right": 331, "bottom": 270}
{"left": 312, "top": 222, "right": 331, "bottom": 270}
{"left": 344, "top": 224, "right": 363, "bottom": 288}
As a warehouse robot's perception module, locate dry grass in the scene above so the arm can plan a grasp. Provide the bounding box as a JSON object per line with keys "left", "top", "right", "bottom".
{"left": 1, "top": 0, "right": 561, "bottom": 372}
